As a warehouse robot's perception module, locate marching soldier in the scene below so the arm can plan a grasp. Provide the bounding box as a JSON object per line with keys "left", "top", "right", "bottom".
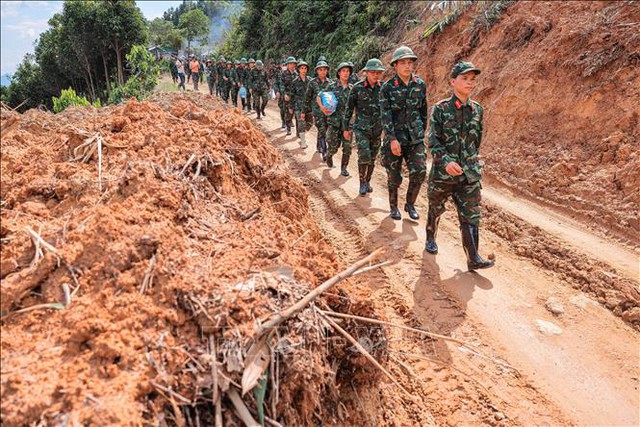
{"left": 305, "top": 60, "right": 332, "bottom": 159}
{"left": 280, "top": 56, "right": 298, "bottom": 135}
{"left": 246, "top": 58, "right": 256, "bottom": 113}
{"left": 324, "top": 62, "right": 353, "bottom": 176}
{"left": 252, "top": 60, "right": 270, "bottom": 119}
{"left": 289, "top": 60, "right": 314, "bottom": 149}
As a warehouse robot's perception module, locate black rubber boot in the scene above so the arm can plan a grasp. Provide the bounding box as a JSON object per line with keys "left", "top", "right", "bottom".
{"left": 326, "top": 154, "right": 333, "bottom": 168}
{"left": 262, "top": 107, "right": 266, "bottom": 116}
{"left": 424, "top": 211, "right": 440, "bottom": 254}
{"left": 461, "top": 223, "right": 494, "bottom": 270}
{"left": 404, "top": 180, "right": 421, "bottom": 220}
{"left": 358, "top": 164, "right": 368, "bottom": 196}
{"left": 340, "top": 154, "right": 350, "bottom": 177}
{"left": 389, "top": 187, "right": 401, "bottom": 220}
{"left": 319, "top": 137, "right": 328, "bottom": 161}
{"left": 286, "top": 126, "right": 292, "bottom": 136}
{"left": 365, "top": 164, "right": 375, "bottom": 193}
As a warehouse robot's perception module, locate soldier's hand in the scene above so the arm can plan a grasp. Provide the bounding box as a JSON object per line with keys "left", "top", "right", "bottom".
{"left": 390, "top": 139, "right": 402, "bottom": 156}
{"left": 343, "top": 130, "right": 351, "bottom": 140}
{"left": 445, "top": 162, "right": 463, "bottom": 176}
{"left": 284, "top": 94, "right": 290, "bottom": 102}
{"left": 300, "top": 113, "right": 305, "bottom": 120}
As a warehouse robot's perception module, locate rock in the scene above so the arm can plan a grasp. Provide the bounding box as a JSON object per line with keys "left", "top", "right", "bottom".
{"left": 545, "top": 297, "right": 565, "bottom": 315}
{"left": 622, "top": 307, "right": 640, "bottom": 323}
{"left": 495, "top": 412, "right": 506, "bottom": 421}
{"left": 570, "top": 294, "right": 592, "bottom": 309}
{"left": 535, "top": 319, "right": 563, "bottom": 335}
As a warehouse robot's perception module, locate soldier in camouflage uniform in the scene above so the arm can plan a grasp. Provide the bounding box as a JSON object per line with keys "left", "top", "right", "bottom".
{"left": 237, "top": 58, "right": 249, "bottom": 110}
{"left": 288, "top": 60, "right": 314, "bottom": 149}
{"left": 380, "top": 45, "right": 428, "bottom": 221}
{"left": 206, "top": 58, "right": 217, "bottom": 95}
{"left": 246, "top": 58, "right": 256, "bottom": 113}
{"left": 425, "top": 61, "right": 494, "bottom": 270}
{"left": 222, "top": 60, "right": 233, "bottom": 103}
{"left": 305, "top": 60, "right": 332, "bottom": 159}
{"left": 252, "top": 60, "right": 270, "bottom": 119}
{"left": 230, "top": 60, "right": 241, "bottom": 108}
{"left": 324, "top": 62, "right": 353, "bottom": 176}
{"left": 280, "top": 57, "right": 298, "bottom": 135}
{"left": 343, "top": 58, "right": 386, "bottom": 196}
{"left": 216, "top": 57, "right": 226, "bottom": 98}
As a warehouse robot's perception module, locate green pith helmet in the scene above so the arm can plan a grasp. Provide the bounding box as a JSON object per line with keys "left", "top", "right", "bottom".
{"left": 297, "top": 60, "right": 309, "bottom": 70}
{"left": 363, "top": 58, "right": 385, "bottom": 71}
{"left": 315, "top": 60, "right": 329, "bottom": 71}
{"left": 335, "top": 62, "right": 353, "bottom": 78}
{"left": 285, "top": 56, "right": 297, "bottom": 64}
{"left": 450, "top": 61, "right": 481, "bottom": 78}
{"left": 256, "top": 60, "right": 264, "bottom": 67}
{"left": 318, "top": 55, "right": 327, "bottom": 62}
{"left": 347, "top": 61, "right": 354, "bottom": 67}
{"left": 240, "top": 58, "right": 247, "bottom": 64}
{"left": 390, "top": 45, "right": 418, "bottom": 65}
{"left": 248, "top": 58, "right": 255, "bottom": 63}
{"left": 219, "top": 56, "right": 226, "bottom": 62}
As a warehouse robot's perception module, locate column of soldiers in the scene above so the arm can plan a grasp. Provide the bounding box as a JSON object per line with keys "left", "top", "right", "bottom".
{"left": 204, "top": 46, "right": 493, "bottom": 271}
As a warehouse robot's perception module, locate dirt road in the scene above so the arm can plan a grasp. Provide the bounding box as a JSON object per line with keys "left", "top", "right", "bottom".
{"left": 184, "top": 80, "right": 639, "bottom": 425}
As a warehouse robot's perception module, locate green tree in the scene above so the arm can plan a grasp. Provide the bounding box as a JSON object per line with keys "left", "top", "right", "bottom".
{"left": 108, "top": 45, "right": 160, "bottom": 104}
{"left": 166, "top": 28, "right": 185, "bottom": 52}
{"left": 179, "top": 8, "right": 209, "bottom": 52}
{"left": 148, "top": 17, "right": 174, "bottom": 46}
{"left": 4, "top": 54, "right": 50, "bottom": 111}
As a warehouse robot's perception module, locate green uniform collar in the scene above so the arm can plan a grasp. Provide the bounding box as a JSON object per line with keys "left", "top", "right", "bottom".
{"left": 451, "top": 93, "right": 473, "bottom": 109}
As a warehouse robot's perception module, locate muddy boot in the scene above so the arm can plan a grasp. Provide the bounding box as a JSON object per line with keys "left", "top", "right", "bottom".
{"left": 316, "top": 135, "right": 322, "bottom": 153}
{"left": 404, "top": 180, "right": 421, "bottom": 220}
{"left": 358, "top": 164, "right": 368, "bottom": 196}
{"left": 299, "top": 132, "right": 308, "bottom": 149}
{"left": 256, "top": 109, "right": 261, "bottom": 120}
{"left": 286, "top": 125, "right": 292, "bottom": 136}
{"left": 326, "top": 154, "right": 334, "bottom": 168}
{"left": 424, "top": 211, "right": 440, "bottom": 254}
{"left": 389, "top": 187, "right": 401, "bottom": 220}
{"left": 461, "top": 223, "right": 494, "bottom": 270}
{"left": 319, "top": 137, "right": 328, "bottom": 161}
{"left": 340, "top": 154, "right": 350, "bottom": 177}
{"left": 365, "top": 164, "right": 375, "bottom": 193}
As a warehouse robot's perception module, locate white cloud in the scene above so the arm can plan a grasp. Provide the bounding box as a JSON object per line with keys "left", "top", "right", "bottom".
{"left": 0, "top": 1, "right": 24, "bottom": 17}
{"left": 5, "top": 19, "right": 49, "bottom": 40}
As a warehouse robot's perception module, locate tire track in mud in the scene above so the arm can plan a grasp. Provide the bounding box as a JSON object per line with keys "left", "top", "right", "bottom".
{"left": 267, "top": 128, "right": 570, "bottom": 426}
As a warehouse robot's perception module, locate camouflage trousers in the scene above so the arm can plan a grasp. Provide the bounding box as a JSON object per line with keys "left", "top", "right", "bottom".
{"left": 295, "top": 111, "right": 314, "bottom": 136}
{"left": 354, "top": 128, "right": 382, "bottom": 166}
{"left": 380, "top": 139, "right": 427, "bottom": 190}
{"left": 284, "top": 98, "right": 294, "bottom": 130}
{"left": 253, "top": 88, "right": 269, "bottom": 111}
{"left": 327, "top": 123, "right": 351, "bottom": 157}
{"left": 222, "top": 84, "right": 230, "bottom": 102}
{"left": 314, "top": 112, "right": 329, "bottom": 140}
{"left": 427, "top": 178, "right": 482, "bottom": 226}
{"left": 245, "top": 88, "right": 253, "bottom": 111}
{"left": 230, "top": 85, "right": 239, "bottom": 107}
{"left": 207, "top": 77, "right": 216, "bottom": 95}
{"left": 277, "top": 96, "right": 286, "bottom": 124}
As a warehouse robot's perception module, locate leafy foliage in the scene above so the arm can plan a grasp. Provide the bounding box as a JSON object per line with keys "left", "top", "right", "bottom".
{"left": 219, "top": 0, "right": 405, "bottom": 69}
{"left": 179, "top": 8, "right": 210, "bottom": 50}
{"left": 52, "top": 87, "right": 90, "bottom": 113}
{"left": 108, "top": 45, "right": 160, "bottom": 104}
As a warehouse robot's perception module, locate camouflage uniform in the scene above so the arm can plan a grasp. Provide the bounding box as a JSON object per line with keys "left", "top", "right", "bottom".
{"left": 222, "top": 64, "right": 232, "bottom": 103}
{"left": 280, "top": 68, "right": 298, "bottom": 134}
{"left": 216, "top": 60, "right": 226, "bottom": 97}
{"left": 274, "top": 65, "right": 286, "bottom": 128}
{"left": 380, "top": 72, "right": 428, "bottom": 217}
{"left": 325, "top": 63, "right": 354, "bottom": 174}
{"left": 246, "top": 59, "right": 256, "bottom": 112}
{"left": 230, "top": 63, "right": 240, "bottom": 107}
{"left": 289, "top": 72, "right": 314, "bottom": 146}
{"left": 305, "top": 70, "right": 332, "bottom": 157}
{"left": 252, "top": 62, "right": 270, "bottom": 118}
{"left": 343, "top": 77, "right": 383, "bottom": 194}
{"left": 206, "top": 61, "right": 217, "bottom": 95}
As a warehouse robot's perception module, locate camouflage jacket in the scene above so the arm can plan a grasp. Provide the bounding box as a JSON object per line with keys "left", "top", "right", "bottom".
{"left": 228, "top": 68, "right": 238, "bottom": 86}
{"left": 428, "top": 94, "right": 484, "bottom": 183}
{"left": 342, "top": 79, "right": 382, "bottom": 132}
{"left": 326, "top": 80, "right": 353, "bottom": 128}
{"left": 246, "top": 67, "right": 256, "bottom": 89}
{"left": 380, "top": 73, "right": 428, "bottom": 146}
{"left": 208, "top": 65, "right": 217, "bottom": 79}
{"left": 237, "top": 67, "right": 249, "bottom": 86}
{"left": 305, "top": 77, "right": 333, "bottom": 116}
{"left": 280, "top": 69, "right": 297, "bottom": 97}
{"left": 217, "top": 64, "right": 225, "bottom": 82}
{"left": 290, "top": 76, "right": 312, "bottom": 114}
{"left": 222, "top": 67, "right": 232, "bottom": 84}
{"left": 252, "top": 69, "right": 270, "bottom": 92}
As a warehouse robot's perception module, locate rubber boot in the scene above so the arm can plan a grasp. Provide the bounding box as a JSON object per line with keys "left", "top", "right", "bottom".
{"left": 365, "top": 164, "right": 375, "bottom": 193}
{"left": 326, "top": 154, "right": 334, "bottom": 168}
{"left": 461, "top": 223, "right": 494, "bottom": 270}
{"left": 358, "top": 164, "right": 368, "bottom": 196}
{"left": 256, "top": 109, "right": 261, "bottom": 120}
{"left": 389, "top": 187, "right": 401, "bottom": 220}
{"left": 319, "top": 137, "right": 328, "bottom": 161}
{"left": 340, "top": 153, "right": 350, "bottom": 177}
{"left": 316, "top": 135, "right": 322, "bottom": 153}
{"left": 299, "top": 132, "right": 308, "bottom": 149}
{"left": 286, "top": 125, "right": 292, "bottom": 136}
{"left": 404, "top": 180, "right": 421, "bottom": 220}
{"left": 424, "top": 211, "right": 440, "bottom": 254}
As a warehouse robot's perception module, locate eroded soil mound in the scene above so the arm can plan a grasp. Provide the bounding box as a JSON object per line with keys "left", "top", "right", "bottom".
{"left": 399, "top": 0, "right": 640, "bottom": 243}
{"left": 0, "top": 93, "right": 385, "bottom": 426}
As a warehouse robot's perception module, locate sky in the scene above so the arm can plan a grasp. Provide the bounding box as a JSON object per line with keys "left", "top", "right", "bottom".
{"left": 0, "top": 0, "right": 182, "bottom": 76}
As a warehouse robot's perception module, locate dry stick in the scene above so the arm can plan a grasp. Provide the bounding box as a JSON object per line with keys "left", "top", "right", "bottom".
{"left": 25, "top": 226, "right": 81, "bottom": 293}
{"left": 209, "top": 335, "right": 223, "bottom": 427}
{"left": 150, "top": 381, "right": 191, "bottom": 405}
{"left": 289, "top": 229, "right": 310, "bottom": 249}
{"left": 319, "top": 310, "right": 468, "bottom": 346}
{"left": 321, "top": 313, "right": 412, "bottom": 398}
{"left": 97, "top": 133, "right": 103, "bottom": 192}
{"left": 140, "top": 254, "right": 157, "bottom": 294}
{"left": 180, "top": 153, "right": 197, "bottom": 176}
{"left": 254, "top": 248, "right": 384, "bottom": 336}
{"left": 351, "top": 261, "right": 393, "bottom": 276}
{"left": 226, "top": 387, "right": 260, "bottom": 426}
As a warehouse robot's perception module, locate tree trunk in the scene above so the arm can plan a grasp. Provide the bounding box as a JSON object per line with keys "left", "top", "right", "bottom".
{"left": 102, "top": 51, "right": 111, "bottom": 98}
{"left": 82, "top": 52, "right": 96, "bottom": 101}
{"left": 114, "top": 38, "right": 124, "bottom": 86}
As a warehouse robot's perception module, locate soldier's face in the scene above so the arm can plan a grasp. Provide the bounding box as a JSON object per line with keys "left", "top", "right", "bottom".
{"left": 451, "top": 72, "right": 477, "bottom": 98}
{"left": 338, "top": 68, "right": 351, "bottom": 81}
{"left": 317, "top": 67, "right": 328, "bottom": 79}
{"left": 287, "top": 63, "right": 296, "bottom": 72}
{"left": 367, "top": 70, "right": 383, "bottom": 84}
{"left": 299, "top": 66, "right": 308, "bottom": 76}
{"left": 394, "top": 58, "right": 415, "bottom": 78}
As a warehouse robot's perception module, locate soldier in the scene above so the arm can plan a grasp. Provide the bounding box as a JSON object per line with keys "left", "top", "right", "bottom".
{"left": 222, "top": 60, "right": 233, "bottom": 103}
{"left": 343, "top": 58, "right": 386, "bottom": 196}
{"left": 324, "top": 62, "right": 353, "bottom": 176}
{"left": 238, "top": 58, "right": 248, "bottom": 111}
{"left": 279, "top": 57, "right": 298, "bottom": 135}
{"left": 252, "top": 60, "right": 270, "bottom": 119}
{"left": 246, "top": 58, "right": 256, "bottom": 113}
{"left": 425, "top": 61, "right": 494, "bottom": 270}
{"left": 289, "top": 60, "right": 314, "bottom": 149}
{"left": 305, "top": 60, "right": 332, "bottom": 159}
{"left": 216, "top": 56, "right": 226, "bottom": 97}
{"left": 230, "top": 60, "right": 241, "bottom": 107}
{"left": 206, "top": 58, "right": 217, "bottom": 95}
{"left": 380, "top": 45, "right": 428, "bottom": 221}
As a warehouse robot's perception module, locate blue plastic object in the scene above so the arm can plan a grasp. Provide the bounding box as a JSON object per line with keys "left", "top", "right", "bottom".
{"left": 320, "top": 91, "right": 338, "bottom": 115}
{"left": 239, "top": 86, "right": 247, "bottom": 99}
